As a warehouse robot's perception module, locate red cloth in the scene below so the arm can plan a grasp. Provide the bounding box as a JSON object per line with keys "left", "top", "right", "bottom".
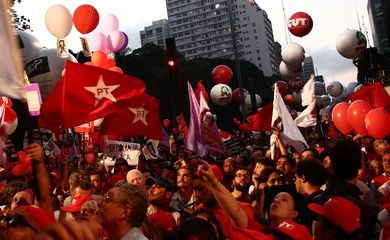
{"left": 39, "top": 61, "right": 146, "bottom": 133}
{"left": 147, "top": 210, "right": 177, "bottom": 238}
{"left": 275, "top": 221, "right": 312, "bottom": 240}
{"left": 195, "top": 80, "right": 209, "bottom": 104}
{"left": 177, "top": 112, "right": 188, "bottom": 143}
{"left": 100, "top": 93, "right": 161, "bottom": 140}
{"left": 11, "top": 206, "right": 56, "bottom": 232}
{"left": 61, "top": 194, "right": 93, "bottom": 213}
{"left": 372, "top": 174, "right": 389, "bottom": 189}
{"left": 348, "top": 82, "right": 390, "bottom": 109}
{"left": 239, "top": 103, "right": 273, "bottom": 131}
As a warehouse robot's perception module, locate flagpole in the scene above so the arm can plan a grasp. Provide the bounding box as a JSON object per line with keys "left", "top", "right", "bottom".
{"left": 227, "top": 0, "right": 246, "bottom": 122}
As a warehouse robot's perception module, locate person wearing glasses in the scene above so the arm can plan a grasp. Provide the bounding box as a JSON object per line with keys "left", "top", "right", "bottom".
{"left": 231, "top": 168, "right": 252, "bottom": 203}
{"left": 100, "top": 182, "right": 148, "bottom": 240}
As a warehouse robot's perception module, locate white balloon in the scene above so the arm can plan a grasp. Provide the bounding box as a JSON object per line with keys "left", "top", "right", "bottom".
{"left": 25, "top": 48, "right": 77, "bottom": 100}
{"left": 315, "top": 95, "right": 324, "bottom": 106}
{"left": 326, "top": 81, "right": 344, "bottom": 97}
{"left": 281, "top": 43, "right": 305, "bottom": 69}
{"left": 279, "top": 61, "right": 300, "bottom": 79}
{"left": 336, "top": 29, "right": 367, "bottom": 59}
{"left": 354, "top": 84, "right": 363, "bottom": 93}
{"left": 292, "top": 91, "right": 302, "bottom": 104}
{"left": 16, "top": 31, "right": 44, "bottom": 65}
{"left": 345, "top": 82, "right": 358, "bottom": 97}
{"left": 244, "top": 94, "right": 262, "bottom": 113}
{"left": 210, "top": 84, "right": 232, "bottom": 106}
{"left": 45, "top": 4, "right": 73, "bottom": 39}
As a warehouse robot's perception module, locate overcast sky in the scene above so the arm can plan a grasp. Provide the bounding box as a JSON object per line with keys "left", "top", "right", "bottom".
{"left": 14, "top": 0, "right": 372, "bottom": 86}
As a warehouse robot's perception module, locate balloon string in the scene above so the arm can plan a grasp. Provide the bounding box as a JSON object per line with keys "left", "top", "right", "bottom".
{"left": 84, "top": 8, "right": 95, "bottom": 34}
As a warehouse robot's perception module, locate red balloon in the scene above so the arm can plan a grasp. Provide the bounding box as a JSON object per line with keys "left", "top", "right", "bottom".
{"left": 73, "top": 5, "right": 100, "bottom": 34}
{"left": 108, "top": 66, "right": 123, "bottom": 73}
{"left": 365, "top": 108, "right": 390, "bottom": 139}
{"left": 284, "top": 94, "right": 294, "bottom": 105}
{"left": 332, "top": 102, "right": 353, "bottom": 135}
{"left": 12, "top": 163, "right": 32, "bottom": 177}
{"left": 163, "top": 119, "right": 170, "bottom": 128}
{"left": 275, "top": 81, "right": 289, "bottom": 96}
{"left": 288, "top": 12, "right": 313, "bottom": 37}
{"left": 172, "top": 128, "right": 178, "bottom": 135}
{"left": 212, "top": 65, "right": 233, "bottom": 84}
{"left": 91, "top": 50, "right": 108, "bottom": 67}
{"left": 232, "top": 88, "right": 249, "bottom": 105}
{"left": 347, "top": 100, "right": 372, "bottom": 134}
{"left": 288, "top": 77, "right": 304, "bottom": 92}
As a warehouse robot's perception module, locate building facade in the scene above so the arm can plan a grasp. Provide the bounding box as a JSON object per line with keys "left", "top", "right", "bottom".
{"left": 301, "top": 56, "right": 315, "bottom": 81}
{"left": 140, "top": 19, "right": 171, "bottom": 49}
{"left": 164, "top": 0, "right": 279, "bottom": 76}
{"left": 367, "top": 0, "right": 390, "bottom": 54}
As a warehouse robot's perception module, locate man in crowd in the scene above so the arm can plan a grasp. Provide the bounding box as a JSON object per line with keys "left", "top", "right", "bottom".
{"left": 170, "top": 166, "right": 194, "bottom": 212}
{"left": 276, "top": 155, "right": 296, "bottom": 185}
{"left": 231, "top": 168, "right": 252, "bottom": 203}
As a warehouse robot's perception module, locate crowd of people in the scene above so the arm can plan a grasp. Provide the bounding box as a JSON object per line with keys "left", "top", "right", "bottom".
{"left": 0, "top": 129, "right": 389, "bottom": 240}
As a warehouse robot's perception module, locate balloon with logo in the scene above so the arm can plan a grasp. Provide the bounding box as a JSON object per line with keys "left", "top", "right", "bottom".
{"left": 16, "top": 31, "right": 44, "bottom": 65}
{"left": 281, "top": 43, "right": 305, "bottom": 69}
{"left": 210, "top": 84, "right": 232, "bottom": 106}
{"left": 288, "top": 12, "right": 313, "bottom": 37}
{"left": 326, "top": 81, "right": 344, "bottom": 97}
{"left": 288, "top": 77, "right": 304, "bottom": 92}
{"left": 212, "top": 65, "right": 233, "bottom": 84}
{"left": 279, "top": 61, "right": 300, "bottom": 79}
{"left": 244, "top": 94, "right": 262, "bottom": 113}
{"left": 332, "top": 102, "right": 353, "bottom": 135}
{"left": 365, "top": 108, "right": 390, "bottom": 139}
{"left": 336, "top": 29, "right": 367, "bottom": 59}
{"left": 347, "top": 100, "right": 371, "bottom": 134}
{"left": 45, "top": 4, "right": 73, "bottom": 39}
{"left": 292, "top": 92, "right": 302, "bottom": 104}
{"left": 73, "top": 4, "right": 100, "bottom": 34}
{"left": 232, "top": 88, "right": 249, "bottom": 105}
{"left": 25, "top": 48, "right": 77, "bottom": 100}
{"left": 275, "top": 80, "right": 289, "bottom": 96}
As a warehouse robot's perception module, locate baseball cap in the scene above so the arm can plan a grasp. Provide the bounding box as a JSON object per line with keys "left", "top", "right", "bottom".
{"left": 61, "top": 194, "right": 93, "bottom": 213}
{"left": 275, "top": 221, "right": 312, "bottom": 240}
{"left": 147, "top": 210, "right": 177, "bottom": 237}
{"left": 308, "top": 197, "right": 361, "bottom": 234}
{"left": 149, "top": 177, "right": 174, "bottom": 192}
{"left": 9, "top": 205, "right": 56, "bottom": 232}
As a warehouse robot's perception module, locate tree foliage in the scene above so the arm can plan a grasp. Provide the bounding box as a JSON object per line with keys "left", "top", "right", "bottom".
{"left": 9, "top": 0, "right": 31, "bottom": 31}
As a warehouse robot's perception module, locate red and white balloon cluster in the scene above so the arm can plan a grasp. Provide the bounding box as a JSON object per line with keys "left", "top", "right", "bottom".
{"left": 332, "top": 100, "right": 390, "bottom": 138}
{"left": 0, "top": 97, "right": 18, "bottom": 137}
{"left": 210, "top": 65, "right": 233, "bottom": 106}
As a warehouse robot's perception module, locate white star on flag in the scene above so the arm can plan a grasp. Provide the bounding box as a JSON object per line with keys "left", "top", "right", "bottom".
{"left": 84, "top": 75, "right": 120, "bottom": 105}
{"left": 129, "top": 104, "right": 149, "bottom": 125}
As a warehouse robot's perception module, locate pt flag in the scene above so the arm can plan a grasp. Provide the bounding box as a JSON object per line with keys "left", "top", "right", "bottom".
{"left": 239, "top": 102, "right": 273, "bottom": 132}
{"left": 100, "top": 94, "right": 161, "bottom": 140}
{"left": 0, "top": 0, "right": 26, "bottom": 101}
{"left": 348, "top": 82, "right": 390, "bottom": 109}
{"left": 39, "top": 61, "right": 146, "bottom": 132}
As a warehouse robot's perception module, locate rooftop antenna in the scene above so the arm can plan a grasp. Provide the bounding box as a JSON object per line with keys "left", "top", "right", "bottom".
{"left": 281, "top": 0, "right": 291, "bottom": 44}
{"left": 361, "top": 16, "right": 371, "bottom": 47}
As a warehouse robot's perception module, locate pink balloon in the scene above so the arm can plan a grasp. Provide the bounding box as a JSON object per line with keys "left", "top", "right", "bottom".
{"left": 365, "top": 108, "right": 390, "bottom": 139}
{"left": 347, "top": 100, "right": 372, "bottom": 134}
{"left": 102, "top": 14, "right": 119, "bottom": 35}
{"left": 118, "top": 32, "right": 128, "bottom": 52}
{"left": 87, "top": 32, "right": 107, "bottom": 51}
{"left": 332, "top": 102, "right": 353, "bottom": 135}
{"left": 107, "top": 31, "right": 125, "bottom": 52}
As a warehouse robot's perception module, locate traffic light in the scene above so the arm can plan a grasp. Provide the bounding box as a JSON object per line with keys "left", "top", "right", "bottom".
{"left": 165, "top": 37, "right": 177, "bottom": 79}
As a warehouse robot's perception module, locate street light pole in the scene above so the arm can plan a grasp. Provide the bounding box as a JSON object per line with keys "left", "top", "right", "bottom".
{"left": 226, "top": 0, "right": 247, "bottom": 122}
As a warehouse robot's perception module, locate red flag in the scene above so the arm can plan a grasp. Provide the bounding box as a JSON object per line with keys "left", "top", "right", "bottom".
{"left": 99, "top": 94, "right": 161, "bottom": 140}
{"left": 239, "top": 102, "right": 273, "bottom": 131}
{"left": 195, "top": 80, "right": 209, "bottom": 103}
{"left": 39, "top": 61, "right": 146, "bottom": 132}
{"left": 177, "top": 113, "right": 188, "bottom": 143}
{"left": 348, "top": 82, "right": 390, "bottom": 109}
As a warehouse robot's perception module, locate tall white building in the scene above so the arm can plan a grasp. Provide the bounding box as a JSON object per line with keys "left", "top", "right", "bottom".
{"left": 140, "top": 19, "right": 171, "bottom": 49}
{"left": 165, "top": 0, "right": 279, "bottom": 76}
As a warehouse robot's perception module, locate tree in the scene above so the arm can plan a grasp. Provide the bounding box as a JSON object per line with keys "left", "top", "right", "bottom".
{"left": 9, "top": 0, "right": 31, "bottom": 31}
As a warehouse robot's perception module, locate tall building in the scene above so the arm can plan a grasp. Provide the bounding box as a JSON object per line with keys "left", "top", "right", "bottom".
{"left": 140, "top": 19, "right": 171, "bottom": 49}
{"left": 367, "top": 0, "right": 390, "bottom": 54}
{"left": 165, "top": 0, "right": 279, "bottom": 76}
{"left": 301, "top": 56, "right": 315, "bottom": 81}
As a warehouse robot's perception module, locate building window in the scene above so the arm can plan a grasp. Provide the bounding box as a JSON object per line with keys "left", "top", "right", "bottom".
{"left": 156, "top": 28, "right": 162, "bottom": 33}
{"left": 146, "top": 30, "right": 153, "bottom": 35}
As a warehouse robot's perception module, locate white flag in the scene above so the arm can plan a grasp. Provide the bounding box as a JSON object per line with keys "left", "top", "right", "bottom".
{"left": 271, "top": 83, "right": 308, "bottom": 158}
{"left": 0, "top": 0, "right": 26, "bottom": 101}
{"left": 295, "top": 75, "right": 317, "bottom": 127}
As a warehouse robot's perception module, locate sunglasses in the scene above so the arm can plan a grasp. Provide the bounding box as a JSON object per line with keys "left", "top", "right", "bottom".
{"left": 0, "top": 214, "right": 37, "bottom": 232}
